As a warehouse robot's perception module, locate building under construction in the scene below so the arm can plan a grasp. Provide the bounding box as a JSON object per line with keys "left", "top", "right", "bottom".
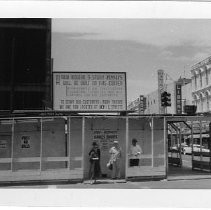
{"left": 0, "top": 19, "right": 52, "bottom": 112}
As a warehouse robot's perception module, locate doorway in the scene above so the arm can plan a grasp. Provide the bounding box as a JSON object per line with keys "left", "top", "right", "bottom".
{"left": 83, "top": 116, "right": 127, "bottom": 182}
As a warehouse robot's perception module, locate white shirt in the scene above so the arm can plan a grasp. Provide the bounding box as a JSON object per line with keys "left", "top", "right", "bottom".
{"left": 109, "top": 146, "right": 121, "bottom": 163}
{"left": 129, "top": 144, "right": 142, "bottom": 159}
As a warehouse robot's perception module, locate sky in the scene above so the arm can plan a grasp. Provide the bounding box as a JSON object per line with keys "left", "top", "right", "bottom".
{"left": 52, "top": 19, "right": 211, "bottom": 102}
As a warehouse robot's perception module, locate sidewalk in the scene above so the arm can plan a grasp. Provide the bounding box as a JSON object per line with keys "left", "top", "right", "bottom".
{"left": 2, "top": 178, "right": 211, "bottom": 208}
{"left": 3, "top": 177, "right": 211, "bottom": 189}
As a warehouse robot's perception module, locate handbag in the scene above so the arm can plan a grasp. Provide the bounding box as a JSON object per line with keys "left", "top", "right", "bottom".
{"left": 106, "top": 161, "right": 113, "bottom": 170}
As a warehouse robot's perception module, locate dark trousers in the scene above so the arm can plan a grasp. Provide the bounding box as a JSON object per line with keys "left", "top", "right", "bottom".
{"left": 130, "top": 159, "right": 139, "bottom": 167}
{"left": 89, "top": 160, "right": 101, "bottom": 180}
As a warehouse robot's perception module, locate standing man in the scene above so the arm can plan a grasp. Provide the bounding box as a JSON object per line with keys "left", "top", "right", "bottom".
{"left": 88, "top": 142, "right": 101, "bottom": 184}
{"left": 129, "top": 138, "right": 143, "bottom": 167}
{"left": 109, "top": 141, "right": 121, "bottom": 179}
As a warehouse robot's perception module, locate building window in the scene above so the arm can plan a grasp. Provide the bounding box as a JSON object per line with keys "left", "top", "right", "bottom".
{"left": 206, "top": 69, "right": 209, "bottom": 85}
{"left": 200, "top": 73, "right": 202, "bottom": 87}
{"left": 206, "top": 92, "right": 209, "bottom": 111}
{"left": 200, "top": 94, "right": 203, "bottom": 112}
{"left": 194, "top": 75, "right": 197, "bottom": 90}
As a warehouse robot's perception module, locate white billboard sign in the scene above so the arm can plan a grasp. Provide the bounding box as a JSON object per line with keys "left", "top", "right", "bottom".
{"left": 53, "top": 72, "right": 127, "bottom": 111}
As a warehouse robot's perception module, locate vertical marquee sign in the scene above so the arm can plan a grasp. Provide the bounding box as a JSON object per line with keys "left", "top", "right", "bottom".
{"left": 176, "top": 84, "right": 182, "bottom": 114}
{"left": 53, "top": 72, "right": 127, "bottom": 111}
{"left": 158, "top": 69, "right": 165, "bottom": 114}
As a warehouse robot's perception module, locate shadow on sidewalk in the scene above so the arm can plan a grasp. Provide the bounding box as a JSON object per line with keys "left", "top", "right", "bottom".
{"left": 168, "top": 165, "right": 211, "bottom": 181}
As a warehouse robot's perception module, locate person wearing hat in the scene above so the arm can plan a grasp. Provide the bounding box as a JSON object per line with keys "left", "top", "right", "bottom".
{"left": 129, "top": 138, "right": 143, "bottom": 167}
{"left": 109, "top": 140, "right": 122, "bottom": 179}
{"left": 88, "top": 141, "right": 101, "bottom": 184}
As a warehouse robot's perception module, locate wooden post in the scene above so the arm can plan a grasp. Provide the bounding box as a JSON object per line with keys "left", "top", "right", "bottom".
{"left": 200, "top": 120, "right": 202, "bottom": 170}
{"left": 40, "top": 118, "right": 43, "bottom": 172}
{"left": 170, "top": 126, "right": 173, "bottom": 158}
{"left": 11, "top": 118, "right": 15, "bottom": 171}
{"left": 209, "top": 122, "right": 211, "bottom": 172}
{"left": 125, "top": 117, "right": 129, "bottom": 180}
{"left": 151, "top": 117, "right": 154, "bottom": 168}
{"left": 191, "top": 120, "right": 194, "bottom": 170}
{"left": 179, "top": 129, "right": 182, "bottom": 167}
{"left": 164, "top": 117, "right": 168, "bottom": 179}
{"left": 82, "top": 117, "right": 85, "bottom": 179}
{"left": 68, "top": 117, "right": 71, "bottom": 170}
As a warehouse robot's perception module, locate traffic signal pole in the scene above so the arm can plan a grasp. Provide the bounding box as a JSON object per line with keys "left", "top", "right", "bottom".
{"left": 161, "top": 91, "right": 171, "bottom": 114}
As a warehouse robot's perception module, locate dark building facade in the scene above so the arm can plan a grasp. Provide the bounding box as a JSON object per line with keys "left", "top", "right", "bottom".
{"left": 0, "top": 19, "right": 52, "bottom": 112}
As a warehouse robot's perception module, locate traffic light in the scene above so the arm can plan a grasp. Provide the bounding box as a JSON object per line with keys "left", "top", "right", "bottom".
{"left": 161, "top": 91, "right": 171, "bottom": 107}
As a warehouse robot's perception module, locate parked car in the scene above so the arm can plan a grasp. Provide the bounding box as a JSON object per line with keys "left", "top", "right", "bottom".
{"left": 169, "top": 144, "right": 181, "bottom": 152}
{"left": 182, "top": 144, "right": 210, "bottom": 155}
{"left": 182, "top": 145, "right": 192, "bottom": 155}
{"left": 192, "top": 144, "right": 210, "bottom": 153}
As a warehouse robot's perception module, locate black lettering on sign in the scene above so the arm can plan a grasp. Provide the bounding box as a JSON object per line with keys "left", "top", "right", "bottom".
{"left": 21, "top": 136, "right": 31, "bottom": 149}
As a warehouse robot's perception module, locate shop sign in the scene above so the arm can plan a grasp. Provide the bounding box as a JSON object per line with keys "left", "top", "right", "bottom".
{"left": 93, "top": 130, "right": 118, "bottom": 152}
{"left": 176, "top": 84, "right": 182, "bottom": 114}
{"left": 53, "top": 72, "right": 126, "bottom": 111}
{"left": 139, "top": 95, "right": 146, "bottom": 114}
{"left": 0, "top": 140, "right": 7, "bottom": 149}
{"left": 21, "top": 136, "right": 30, "bottom": 149}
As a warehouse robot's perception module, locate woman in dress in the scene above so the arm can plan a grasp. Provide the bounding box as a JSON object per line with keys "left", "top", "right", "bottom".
{"left": 109, "top": 141, "right": 121, "bottom": 179}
